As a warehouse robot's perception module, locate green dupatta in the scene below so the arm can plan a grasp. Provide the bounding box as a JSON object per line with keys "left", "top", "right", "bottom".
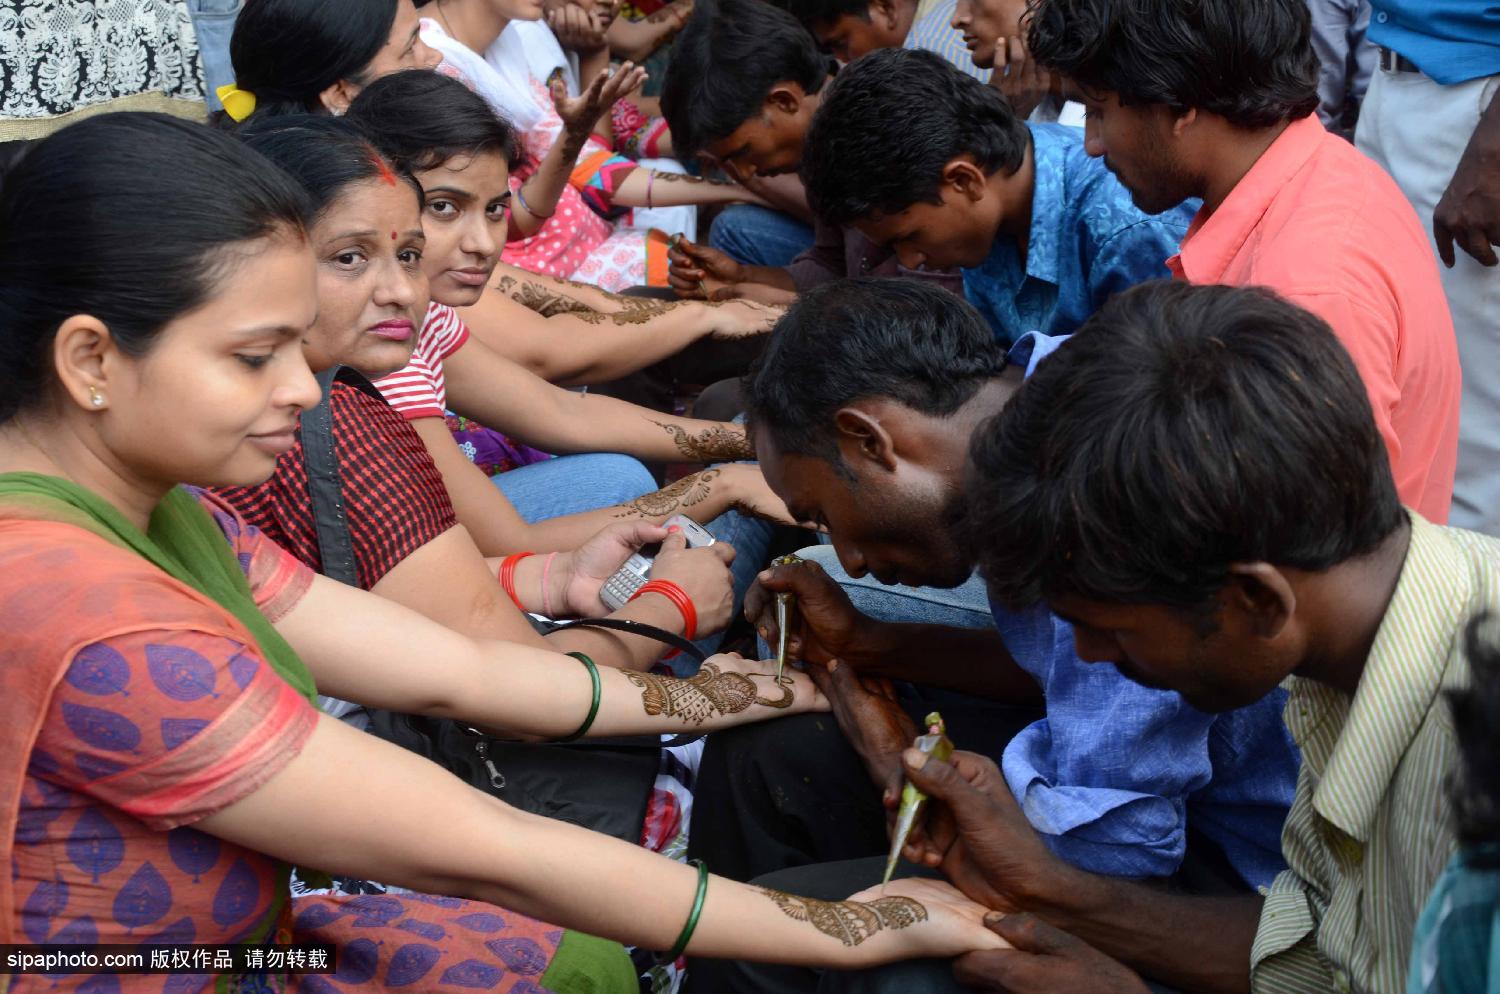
{"left": 0, "top": 472, "right": 317, "bottom": 705}
{"left": 0, "top": 473, "right": 326, "bottom": 990}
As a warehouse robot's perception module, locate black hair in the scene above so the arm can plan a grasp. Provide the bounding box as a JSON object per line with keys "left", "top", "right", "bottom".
{"left": 238, "top": 115, "right": 422, "bottom": 218}
{"left": 960, "top": 280, "right": 1404, "bottom": 615}
{"left": 772, "top": 0, "right": 877, "bottom": 28}
{"left": 344, "top": 69, "right": 521, "bottom": 173}
{"left": 1025, "top": 0, "right": 1319, "bottom": 129}
{"left": 743, "top": 278, "right": 1007, "bottom": 468}
{"left": 1450, "top": 614, "right": 1500, "bottom": 855}
{"left": 227, "top": 0, "right": 398, "bottom": 121}
{"left": 800, "top": 48, "right": 1029, "bottom": 227}
{"left": 660, "top": 0, "right": 833, "bottom": 162}
{"left": 0, "top": 113, "right": 309, "bottom": 423}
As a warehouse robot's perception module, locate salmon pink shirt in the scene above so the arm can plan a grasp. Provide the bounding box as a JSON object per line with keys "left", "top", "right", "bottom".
{"left": 1168, "top": 114, "right": 1461, "bottom": 523}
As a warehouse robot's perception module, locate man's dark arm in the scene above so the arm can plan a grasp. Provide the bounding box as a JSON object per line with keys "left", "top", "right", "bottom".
{"left": 902, "top": 749, "right": 1262, "bottom": 994}
{"left": 1435, "top": 91, "right": 1500, "bottom": 267}
{"left": 849, "top": 621, "right": 1045, "bottom": 704}
{"left": 1040, "top": 872, "right": 1261, "bottom": 994}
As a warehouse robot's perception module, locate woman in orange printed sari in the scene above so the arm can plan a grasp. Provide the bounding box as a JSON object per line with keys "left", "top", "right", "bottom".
{"left": 0, "top": 112, "right": 1001, "bottom": 993}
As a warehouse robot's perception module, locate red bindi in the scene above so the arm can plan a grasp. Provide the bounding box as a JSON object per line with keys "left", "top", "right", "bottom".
{"left": 391, "top": 231, "right": 398, "bottom": 240}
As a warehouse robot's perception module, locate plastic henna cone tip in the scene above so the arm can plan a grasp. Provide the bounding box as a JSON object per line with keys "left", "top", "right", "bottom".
{"left": 770, "top": 553, "right": 803, "bottom": 682}
{"left": 883, "top": 712, "right": 954, "bottom": 886}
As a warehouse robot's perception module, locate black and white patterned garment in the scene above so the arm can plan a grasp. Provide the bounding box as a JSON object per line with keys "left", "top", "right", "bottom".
{"left": 0, "top": 0, "right": 204, "bottom": 138}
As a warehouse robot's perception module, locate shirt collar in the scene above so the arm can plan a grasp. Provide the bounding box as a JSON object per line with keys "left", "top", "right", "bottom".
{"left": 1167, "top": 114, "right": 1326, "bottom": 284}
{"left": 1006, "top": 331, "right": 1068, "bottom": 377}
{"left": 1286, "top": 514, "right": 1470, "bottom": 843}
{"left": 1024, "top": 124, "right": 1066, "bottom": 286}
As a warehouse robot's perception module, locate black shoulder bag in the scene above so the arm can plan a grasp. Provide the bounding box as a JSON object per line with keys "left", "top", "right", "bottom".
{"left": 302, "top": 367, "right": 698, "bottom": 844}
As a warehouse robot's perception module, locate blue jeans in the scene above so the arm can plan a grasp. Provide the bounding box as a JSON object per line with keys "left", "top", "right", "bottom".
{"left": 492, "top": 453, "right": 655, "bottom": 522}
{"left": 708, "top": 206, "right": 815, "bottom": 268}
{"left": 753, "top": 543, "right": 993, "bottom": 662}
{"left": 185, "top": 0, "right": 241, "bottom": 110}
{"left": 791, "top": 543, "right": 993, "bottom": 628}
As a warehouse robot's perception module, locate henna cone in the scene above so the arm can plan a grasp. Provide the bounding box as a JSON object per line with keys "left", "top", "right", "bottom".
{"left": 883, "top": 712, "right": 953, "bottom": 885}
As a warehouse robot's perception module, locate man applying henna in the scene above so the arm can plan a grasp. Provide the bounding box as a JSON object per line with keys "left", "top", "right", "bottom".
{"left": 858, "top": 280, "right": 1499, "bottom": 994}
{"left": 682, "top": 277, "right": 1299, "bottom": 992}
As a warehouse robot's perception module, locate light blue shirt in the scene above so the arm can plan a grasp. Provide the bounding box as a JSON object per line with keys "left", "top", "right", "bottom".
{"left": 982, "top": 333, "right": 1300, "bottom": 888}
{"left": 903, "top": 0, "right": 991, "bottom": 82}
{"left": 962, "top": 124, "right": 1196, "bottom": 347}
{"left": 1369, "top": 0, "right": 1500, "bottom": 85}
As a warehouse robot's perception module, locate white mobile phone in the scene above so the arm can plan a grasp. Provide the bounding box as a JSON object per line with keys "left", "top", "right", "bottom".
{"left": 599, "top": 514, "right": 717, "bottom": 610}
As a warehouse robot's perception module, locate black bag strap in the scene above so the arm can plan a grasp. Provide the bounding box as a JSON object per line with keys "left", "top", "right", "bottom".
{"left": 299, "top": 376, "right": 709, "bottom": 747}
{"left": 540, "top": 616, "right": 705, "bottom": 663}
{"left": 301, "top": 366, "right": 381, "bottom": 587}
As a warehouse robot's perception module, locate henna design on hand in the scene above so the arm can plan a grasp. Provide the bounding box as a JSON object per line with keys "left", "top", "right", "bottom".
{"left": 758, "top": 889, "right": 929, "bottom": 946}
{"left": 626, "top": 662, "right": 795, "bottom": 724}
{"left": 613, "top": 468, "right": 721, "bottom": 518}
{"left": 652, "top": 420, "right": 754, "bottom": 461}
{"left": 756, "top": 674, "right": 796, "bottom": 709}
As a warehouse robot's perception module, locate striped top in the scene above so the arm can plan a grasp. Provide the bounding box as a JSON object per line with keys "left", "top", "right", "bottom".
{"left": 1251, "top": 514, "right": 1500, "bottom": 994}
{"left": 373, "top": 302, "right": 469, "bottom": 420}
{"left": 903, "top": 0, "right": 992, "bottom": 82}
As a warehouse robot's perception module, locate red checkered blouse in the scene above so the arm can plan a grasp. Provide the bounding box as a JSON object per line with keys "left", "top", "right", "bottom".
{"left": 215, "top": 381, "right": 458, "bottom": 590}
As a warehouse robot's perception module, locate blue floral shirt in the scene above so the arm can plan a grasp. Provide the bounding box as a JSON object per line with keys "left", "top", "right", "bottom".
{"left": 963, "top": 124, "right": 1197, "bottom": 346}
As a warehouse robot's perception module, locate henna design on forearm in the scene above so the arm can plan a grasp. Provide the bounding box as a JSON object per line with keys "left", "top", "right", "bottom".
{"left": 496, "top": 275, "right": 608, "bottom": 323}
{"left": 652, "top": 420, "right": 755, "bottom": 461}
{"left": 625, "top": 661, "right": 794, "bottom": 725}
{"left": 758, "top": 889, "right": 928, "bottom": 946}
{"left": 651, "top": 171, "right": 734, "bottom": 187}
{"left": 498, "top": 275, "right": 690, "bottom": 324}
{"left": 612, "top": 468, "right": 721, "bottom": 518}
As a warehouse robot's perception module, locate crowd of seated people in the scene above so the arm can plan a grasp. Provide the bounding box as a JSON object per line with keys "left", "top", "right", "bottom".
{"left": 2, "top": 0, "right": 1498, "bottom": 992}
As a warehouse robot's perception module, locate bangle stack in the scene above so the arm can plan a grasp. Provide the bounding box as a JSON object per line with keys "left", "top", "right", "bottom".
{"left": 499, "top": 552, "right": 536, "bottom": 611}
{"left": 556, "top": 651, "right": 602, "bottom": 742}
{"left": 657, "top": 859, "right": 708, "bottom": 965}
{"left": 630, "top": 579, "right": 697, "bottom": 658}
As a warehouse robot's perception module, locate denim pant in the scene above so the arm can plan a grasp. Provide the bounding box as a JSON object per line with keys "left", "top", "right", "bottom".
{"left": 494, "top": 454, "right": 769, "bottom": 666}
{"left": 185, "top": 0, "right": 241, "bottom": 110}
{"left": 707, "top": 205, "right": 815, "bottom": 268}
{"left": 789, "top": 542, "right": 994, "bottom": 628}
{"left": 492, "top": 452, "right": 656, "bottom": 523}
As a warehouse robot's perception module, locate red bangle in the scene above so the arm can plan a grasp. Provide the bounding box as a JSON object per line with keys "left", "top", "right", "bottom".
{"left": 499, "top": 552, "right": 536, "bottom": 611}
{"left": 631, "top": 579, "right": 697, "bottom": 641}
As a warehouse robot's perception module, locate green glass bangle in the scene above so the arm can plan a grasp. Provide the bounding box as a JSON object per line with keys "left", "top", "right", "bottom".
{"left": 658, "top": 858, "right": 708, "bottom": 964}
{"left": 556, "top": 652, "right": 601, "bottom": 742}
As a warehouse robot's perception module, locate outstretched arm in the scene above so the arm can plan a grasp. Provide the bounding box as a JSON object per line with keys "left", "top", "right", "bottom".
{"left": 371, "top": 522, "right": 735, "bottom": 672}
{"left": 462, "top": 278, "right": 778, "bottom": 385}
{"left": 407, "top": 419, "right": 792, "bottom": 554}
{"left": 442, "top": 335, "right": 755, "bottom": 464}
{"left": 198, "top": 716, "right": 1006, "bottom": 969}
{"left": 277, "top": 566, "right": 819, "bottom": 738}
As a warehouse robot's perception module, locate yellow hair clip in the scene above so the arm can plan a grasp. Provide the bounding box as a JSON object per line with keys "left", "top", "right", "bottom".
{"left": 216, "top": 83, "right": 257, "bottom": 122}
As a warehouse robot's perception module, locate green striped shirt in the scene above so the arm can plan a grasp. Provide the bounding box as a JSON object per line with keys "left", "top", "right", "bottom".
{"left": 1251, "top": 515, "right": 1500, "bottom": 994}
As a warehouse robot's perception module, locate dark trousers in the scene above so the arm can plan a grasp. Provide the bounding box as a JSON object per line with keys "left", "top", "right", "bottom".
{"left": 685, "top": 692, "right": 1042, "bottom": 994}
